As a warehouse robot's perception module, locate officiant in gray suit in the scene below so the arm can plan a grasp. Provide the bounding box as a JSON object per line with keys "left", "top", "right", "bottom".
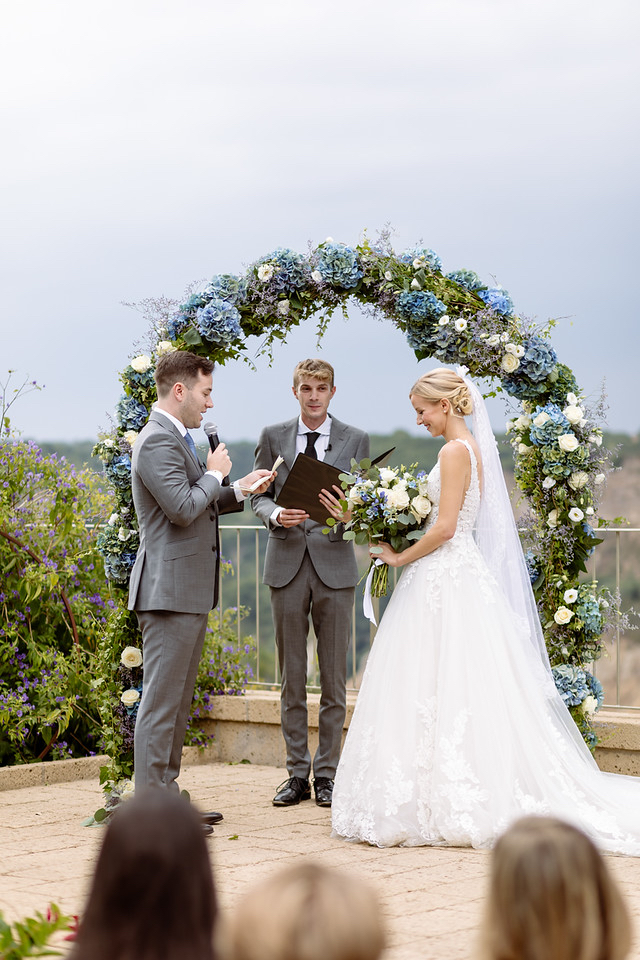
{"left": 128, "top": 350, "right": 272, "bottom": 832}
{"left": 251, "top": 359, "right": 369, "bottom": 808}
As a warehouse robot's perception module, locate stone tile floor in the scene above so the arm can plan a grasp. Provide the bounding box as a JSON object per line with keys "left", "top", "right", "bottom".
{"left": 3, "top": 761, "right": 640, "bottom": 960}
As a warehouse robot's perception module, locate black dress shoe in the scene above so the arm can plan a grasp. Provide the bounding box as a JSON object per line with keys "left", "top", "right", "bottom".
{"left": 202, "top": 822, "right": 214, "bottom": 836}
{"left": 272, "top": 776, "right": 311, "bottom": 806}
{"left": 201, "top": 811, "right": 224, "bottom": 825}
{"left": 314, "top": 777, "right": 334, "bottom": 807}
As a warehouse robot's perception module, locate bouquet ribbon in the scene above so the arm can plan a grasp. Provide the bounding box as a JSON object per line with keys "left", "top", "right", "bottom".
{"left": 363, "top": 559, "right": 384, "bottom": 626}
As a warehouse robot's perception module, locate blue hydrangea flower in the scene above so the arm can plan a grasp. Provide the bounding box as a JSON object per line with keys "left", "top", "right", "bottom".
{"left": 477, "top": 287, "right": 514, "bottom": 316}
{"left": 524, "top": 549, "right": 539, "bottom": 585}
{"left": 166, "top": 312, "right": 190, "bottom": 340}
{"left": 585, "top": 671, "right": 605, "bottom": 709}
{"left": 196, "top": 299, "right": 243, "bottom": 345}
{"left": 397, "top": 290, "right": 447, "bottom": 323}
{"left": 204, "top": 274, "right": 247, "bottom": 304}
{"left": 105, "top": 454, "right": 132, "bottom": 491}
{"left": 104, "top": 550, "right": 137, "bottom": 583}
{"left": 519, "top": 336, "right": 558, "bottom": 382}
{"left": 446, "top": 269, "right": 484, "bottom": 292}
{"left": 576, "top": 592, "right": 603, "bottom": 636}
{"left": 316, "top": 242, "right": 363, "bottom": 289}
{"left": 552, "top": 664, "right": 589, "bottom": 707}
{"left": 255, "top": 248, "right": 310, "bottom": 293}
{"left": 398, "top": 246, "right": 442, "bottom": 272}
{"left": 116, "top": 396, "right": 149, "bottom": 432}
{"left": 529, "top": 404, "right": 570, "bottom": 446}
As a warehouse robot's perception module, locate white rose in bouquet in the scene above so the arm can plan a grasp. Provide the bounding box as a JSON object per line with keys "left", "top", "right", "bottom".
{"left": 385, "top": 486, "right": 410, "bottom": 510}
{"left": 410, "top": 495, "right": 432, "bottom": 520}
{"left": 121, "top": 646, "right": 143, "bottom": 669}
{"left": 379, "top": 467, "right": 397, "bottom": 485}
{"left": 348, "top": 486, "right": 364, "bottom": 506}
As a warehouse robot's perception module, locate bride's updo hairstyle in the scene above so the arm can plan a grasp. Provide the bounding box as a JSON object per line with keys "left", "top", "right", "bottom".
{"left": 409, "top": 368, "right": 473, "bottom": 419}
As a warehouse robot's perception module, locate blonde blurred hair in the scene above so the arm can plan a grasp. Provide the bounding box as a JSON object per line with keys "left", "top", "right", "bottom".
{"left": 293, "top": 358, "right": 335, "bottom": 389}
{"left": 224, "top": 861, "right": 385, "bottom": 960}
{"left": 409, "top": 368, "right": 473, "bottom": 418}
{"left": 481, "top": 816, "right": 631, "bottom": 960}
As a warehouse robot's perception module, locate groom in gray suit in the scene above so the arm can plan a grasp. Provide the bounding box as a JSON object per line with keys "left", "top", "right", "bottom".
{"left": 128, "top": 350, "right": 272, "bottom": 829}
{"left": 252, "top": 359, "right": 369, "bottom": 808}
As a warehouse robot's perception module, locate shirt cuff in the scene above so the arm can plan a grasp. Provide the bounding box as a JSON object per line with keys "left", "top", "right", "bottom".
{"left": 269, "top": 505, "right": 283, "bottom": 526}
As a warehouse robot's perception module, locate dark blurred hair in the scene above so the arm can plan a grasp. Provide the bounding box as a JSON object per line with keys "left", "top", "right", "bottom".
{"left": 155, "top": 351, "right": 214, "bottom": 398}
{"left": 481, "top": 816, "right": 631, "bottom": 960}
{"left": 69, "top": 790, "right": 217, "bottom": 960}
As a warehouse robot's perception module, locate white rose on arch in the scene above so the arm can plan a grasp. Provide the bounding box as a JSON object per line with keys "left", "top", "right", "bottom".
{"left": 156, "top": 340, "right": 177, "bottom": 357}
{"left": 121, "top": 646, "right": 143, "bottom": 669}
{"left": 547, "top": 509, "right": 559, "bottom": 528}
{"left": 130, "top": 354, "right": 152, "bottom": 373}
{"left": 558, "top": 434, "right": 580, "bottom": 453}
{"left": 554, "top": 606, "right": 574, "bottom": 625}
{"left": 563, "top": 404, "right": 584, "bottom": 424}
{"left": 501, "top": 353, "right": 520, "bottom": 374}
{"left": 257, "top": 263, "right": 275, "bottom": 282}
{"left": 120, "top": 688, "right": 141, "bottom": 707}
{"left": 568, "top": 471, "right": 589, "bottom": 490}
{"left": 277, "top": 299, "right": 290, "bottom": 316}
{"left": 581, "top": 694, "right": 598, "bottom": 716}
{"left": 533, "top": 411, "right": 551, "bottom": 427}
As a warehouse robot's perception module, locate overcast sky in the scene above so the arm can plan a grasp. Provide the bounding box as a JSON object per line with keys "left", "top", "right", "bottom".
{"left": 2, "top": 0, "right": 638, "bottom": 448}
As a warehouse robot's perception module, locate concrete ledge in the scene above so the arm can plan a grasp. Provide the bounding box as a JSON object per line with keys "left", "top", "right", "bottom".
{"left": 593, "top": 709, "right": 640, "bottom": 775}
{"left": 0, "top": 753, "right": 109, "bottom": 791}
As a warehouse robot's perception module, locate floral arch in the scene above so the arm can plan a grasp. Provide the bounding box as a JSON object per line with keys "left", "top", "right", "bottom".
{"left": 95, "top": 233, "right": 614, "bottom": 763}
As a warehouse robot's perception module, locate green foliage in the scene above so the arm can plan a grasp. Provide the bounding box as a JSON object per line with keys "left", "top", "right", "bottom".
{"left": 0, "top": 904, "right": 74, "bottom": 959}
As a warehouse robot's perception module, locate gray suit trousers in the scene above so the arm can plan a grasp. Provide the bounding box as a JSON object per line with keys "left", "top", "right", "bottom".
{"left": 133, "top": 609, "right": 209, "bottom": 791}
{"left": 270, "top": 551, "right": 354, "bottom": 779}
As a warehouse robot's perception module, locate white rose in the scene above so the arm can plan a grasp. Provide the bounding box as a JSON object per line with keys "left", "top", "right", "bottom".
{"left": 533, "top": 411, "right": 550, "bottom": 427}
{"left": 156, "top": 340, "right": 176, "bottom": 356}
{"left": 257, "top": 263, "right": 274, "bottom": 282}
{"left": 385, "top": 486, "right": 410, "bottom": 510}
{"left": 123, "top": 430, "right": 139, "bottom": 447}
{"left": 325, "top": 236, "right": 334, "bottom": 242}
{"left": 487, "top": 334, "right": 501, "bottom": 347}
{"left": 454, "top": 318, "right": 468, "bottom": 333}
{"left": 348, "top": 486, "right": 363, "bottom": 506}
{"left": 566, "top": 393, "right": 578, "bottom": 405}
{"left": 130, "top": 354, "right": 151, "bottom": 373}
{"left": 568, "top": 507, "right": 584, "bottom": 522}
{"left": 558, "top": 434, "right": 580, "bottom": 453}
{"left": 410, "top": 278, "right": 421, "bottom": 290}
{"left": 311, "top": 270, "right": 323, "bottom": 283}
{"left": 384, "top": 271, "right": 393, "bottom": 281}
{"left": 594, "top": 472, "right": 605, "bottom": 485}
{"left": 501, "top": 353, "right": 520, "bottom": 373}
{"left": 563, "top": 404, "right": 583, "bottom": 425}
{"left": 547, "top": 509, "right": 559, "bottom": 528}
{"left": 108, "top": 513, "right": 119, "bottom": 526}
{"left": 568, "top": 471, "right": 589, "bottom": 490}
{"left": 379, "top": 467, "right": 396, "bottom": 484}
{"left": 277, "top": 299, "right": 290, "bottom": 315}
{"left": 410, "top": 495, "right": 432, "bottom": 520}
{"left": 542, "top": 476, "right": 556, "bottom": 489}
{"left": 120, "top": 688, "right": 141, "bottom": 706}
{"left": 518, "top": 443, "right": 533, "bottom": 454}
{"left": 554, "top": 606, "right": 574, "bottom": 625}
{"left": 563, "top": 589, "right": 579, "bottom": 604}
{"left": 581, "top": 695, "right": 598, "bottom": 716}
{"left": 121, "top": 646, "right": 143, "bottom": 669}
{"left": 438, "top": 315, "right": 450, "bottom": 326}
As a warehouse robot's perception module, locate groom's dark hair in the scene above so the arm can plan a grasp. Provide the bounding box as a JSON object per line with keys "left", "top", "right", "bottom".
{"left": 155, "top": 351, "right": 214, "bottom": 397}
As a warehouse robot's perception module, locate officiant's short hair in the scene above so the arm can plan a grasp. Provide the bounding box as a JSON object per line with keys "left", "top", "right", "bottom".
{"left": 293, "top": 358, "right": 334, "bottom": 389}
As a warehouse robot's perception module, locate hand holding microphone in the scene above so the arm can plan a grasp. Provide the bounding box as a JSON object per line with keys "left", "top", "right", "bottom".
{"left": 203, "top": 422, "right": 231, "bottom": 485}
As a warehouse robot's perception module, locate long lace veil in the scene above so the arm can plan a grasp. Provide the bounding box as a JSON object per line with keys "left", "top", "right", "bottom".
{"left": 455, "top": 366, "right": 551, "bottom": 669}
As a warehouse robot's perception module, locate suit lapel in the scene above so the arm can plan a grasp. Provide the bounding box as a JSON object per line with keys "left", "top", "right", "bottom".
{"left": 325, "top": 416, "right": 347, "bottom": 467}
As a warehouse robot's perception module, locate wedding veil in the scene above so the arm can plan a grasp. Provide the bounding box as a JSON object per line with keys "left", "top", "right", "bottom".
{"left": 455, "top": 366, "right": 551, "bottom": 669}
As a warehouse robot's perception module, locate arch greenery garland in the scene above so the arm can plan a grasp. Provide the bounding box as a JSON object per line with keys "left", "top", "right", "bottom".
{"left": 94, "top": 232, "right": 615, "bottom": 771}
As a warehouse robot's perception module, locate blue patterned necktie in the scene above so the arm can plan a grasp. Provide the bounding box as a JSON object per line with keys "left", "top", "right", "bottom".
{"left": 184, "top": 432, "right": 198, "bottom": 460}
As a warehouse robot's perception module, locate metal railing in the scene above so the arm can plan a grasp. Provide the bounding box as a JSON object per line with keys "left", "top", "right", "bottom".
{"left": 218, "top": 524, "right": 640, "bottom": 706}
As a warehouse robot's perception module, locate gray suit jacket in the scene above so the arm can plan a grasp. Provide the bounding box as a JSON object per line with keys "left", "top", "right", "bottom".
{"left": 251, "top": 416, "right": 369, "bottom": 589}
{"left": 128, "top": 411, "right": 243, "bottom": 615}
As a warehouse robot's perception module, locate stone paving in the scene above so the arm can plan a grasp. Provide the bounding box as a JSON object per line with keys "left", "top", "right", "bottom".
{"left": 3, "top": 761, "right": 640, "bottom": 960}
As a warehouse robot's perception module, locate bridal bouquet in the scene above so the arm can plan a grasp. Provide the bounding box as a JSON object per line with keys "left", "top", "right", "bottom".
{"left": 326, "top": 459, "right": 432, "bottom": 598}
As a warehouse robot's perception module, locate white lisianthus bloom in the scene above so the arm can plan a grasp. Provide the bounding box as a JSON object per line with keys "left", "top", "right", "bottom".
{"left": 121, "top": 646, "right": 143, "bottom": 669}
{"left": 594, "top": 472, "right": 606, "bottom": 485}
{"left": 568, "top": 507, "right": 585, "bottom": 522}
{"left": 410, "top": 495, "right": 432, "bottom": 519}
{"left": 454, "top": 318, "right": 468, "bottom": 332}
{"left": 601, "top": 599, "right": 609, "bottom": 609}
{"left": 258, "top": 263, "right": 275, "bottom": 282}
{"left": 325, "top": 236, "right": 334, "bottom": 243}
{"left": 558, "top": 434, "right": 580, "bottom": 453}
{"left": 533, "top": 411, "right": 551, "bottom": 427}
{"left": 506, "top": 343, "right": 524, "bottom": 357}
{"left": 104, "top": 438, "right": 115, "bottom": 447}
{"left": 581, "top": 694, "right": 598, "bottom": 716}
{"left": 499, "top": 332, "right": 509, "bottom": 343}
{"left": 588, "top": 433, "right": 603, "bottom": 447}
{"left": 554, "top": 606, "right": 574, "bottom": 625}
{"left": 566, "top": 393, "right": 579, "bottom": 405}
{"left": 386, "top": 486, "right": 410, "bottom": 510}
{"left": 487, "top": 334, "right": 500, "bottom": 347}
{"left": 568, "top": 470, "right": 589, "bottom": 490}
{"left": 384, "top": 271, "right": 393, "bottom": 281}
{"left": 130, "top": 354, "right": 152, "bottom": 373}
{"left": 501, "top": 353, "right": 520, "bottom": 373}
{"left": 563, "top": 589, "right": 579, "bottom": 604}
{"left": 123, "top": 430, "right": 139, "bottom": 447}
{"left": 379, "top": 467, "right": 397, "bottom": 485}
{"left": 547, "top": 509, "right": 559, "bottom": 528}
{"left": 438, "top": 315, "right": 450, "bottom": 326}
{"left": 410, "top": 278, "right": 421, "bottom": 290}
{"left": 563, "top": 404, "right": 584, "bottom": 425}
{"left": 515, "top": 415, "right": 531, "bottom": 430}
{"left": 156, "top": 340, "right": 176, "bottom": 356}
{"left": 412, "top": 257, "right": 424, "bottom": 269}
{"left": 586, "top": 506, "right": 594, "bottom": 516}
{"left": 108, "top": 513, "right": 119, "bottom": 526}
{"left": 518, "top": 442, "right": 533, "bottom": 454}
{"left": 277, "top": 299, "right": 290, "bottom": 315}
{"left": 542, "top": 476, "right": 556, "bottom": 489}
{"left": 311, "top": 270, "right": 323, "bottom": 283}
{"left": 121, "top": 688, "right": 141, "bottom": 706}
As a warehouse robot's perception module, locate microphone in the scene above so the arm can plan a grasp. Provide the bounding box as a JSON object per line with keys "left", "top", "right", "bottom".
{"left": 326, "top": 443, "right": 332, "bottom": 452}
{"left": 203, "top": 422, "right": 230, "bottom": 486}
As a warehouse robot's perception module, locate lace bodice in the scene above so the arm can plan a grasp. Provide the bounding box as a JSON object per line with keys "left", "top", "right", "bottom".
{"left": 425, "top": 438, "right": 480, "bottom": 537}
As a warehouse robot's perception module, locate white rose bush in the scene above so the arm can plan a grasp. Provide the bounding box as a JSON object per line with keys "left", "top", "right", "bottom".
{"left": 93, "top": 228, "right": 625, "bottom": 759}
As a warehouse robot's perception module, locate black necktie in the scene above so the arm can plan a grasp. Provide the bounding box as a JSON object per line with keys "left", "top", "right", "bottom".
{"left": 304, "top": 431, "right": 320, "bottom": 459}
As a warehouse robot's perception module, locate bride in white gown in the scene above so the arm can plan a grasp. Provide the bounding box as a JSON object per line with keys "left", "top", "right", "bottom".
{"left": 331, "top": 368, "right": 640, "bottom": 853}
